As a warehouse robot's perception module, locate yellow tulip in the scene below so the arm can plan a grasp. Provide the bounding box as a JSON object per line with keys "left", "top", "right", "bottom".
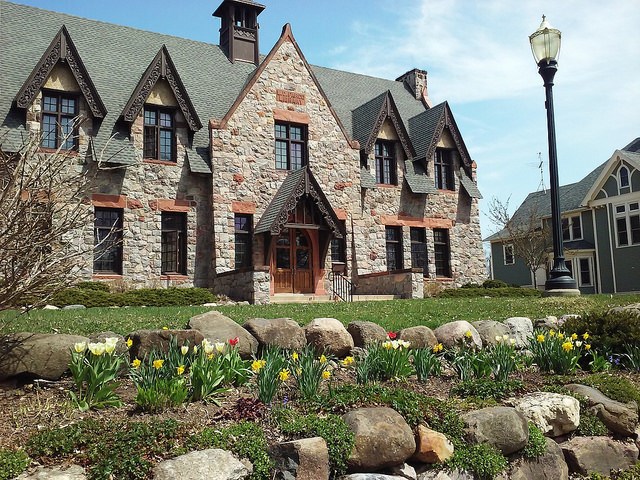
{"left": 74, "top": 342, "right": 87, "bottom": 353}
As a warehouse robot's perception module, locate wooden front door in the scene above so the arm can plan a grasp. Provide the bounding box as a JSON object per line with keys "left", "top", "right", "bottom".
{"left": 273, "top": 228, "right": 313, "bottom": 293}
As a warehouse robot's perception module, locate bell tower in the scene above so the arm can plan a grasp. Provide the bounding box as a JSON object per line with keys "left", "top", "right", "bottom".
{"left": 213, "top": 0, "right": 265, "bottom": 64}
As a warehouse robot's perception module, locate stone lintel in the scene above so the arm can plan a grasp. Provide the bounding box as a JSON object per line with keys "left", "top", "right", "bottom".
{"left": 380, "top": 215, "right": 453, "bottom": 229}
{"left": 232, "top": 201, "right": 257, "bottom": 214}
{"left": 334, "top": 208, "right": 347, "bottom": 220}
{"left": 149, "top": 199, "right": 193, "bottom": 212}
{"left": 273, "top": 108, "right": 310, "bottom": 124}
{"left": 92, "top": 193, "right": 126, "bottom": 209}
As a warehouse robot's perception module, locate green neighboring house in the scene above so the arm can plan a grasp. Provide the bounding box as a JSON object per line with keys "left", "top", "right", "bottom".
{"left": 486, "top": 138, "right": 640, "bottom": 294}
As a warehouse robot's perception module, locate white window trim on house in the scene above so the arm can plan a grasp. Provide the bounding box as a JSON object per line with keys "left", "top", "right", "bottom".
{"left": 618, "top": 165, "right": 630, "bottom": 189}
{"left": 557, "top": 255, "right": 594, "bottom": 288}
{"left": 503, "top": 243, "right": 514, "bottom": 265}
{"left": 562, "top": 214, "right": 582, "bottom": 241}
{"left": 614, "top": 201, "right": 640, "bottom": 248}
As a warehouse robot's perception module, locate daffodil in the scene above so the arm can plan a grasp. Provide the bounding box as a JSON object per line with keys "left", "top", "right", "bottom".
{"left": 279, "top": 368, "right": 290, "bottom": 382}
{"left": 74, "top": 342, "right": 87, "bottom": 353}
{"left": 126, "top": 338, "right": 133, "bottom": 349}
{"left": 465, "top": 330, "right": 473, "bottom": 338}
{"left": 562, "top": 341, "right": 573, "bottom": 352}
{"left": 341, "top": 356, "right": 355, "bottom": 367}
{"left": 322, "top": 370, "right": 331, "bottom": 380}
{"left": 131, "top": 358, "right": 141, "bottom": 369}
{"left": 292, "top": 352, "right": 299, "bottom": 361}
{"left": 296, "top": 367, "right": 302, "bottom": 376}
{"left": 549, "top": 329, "right": 556, "bottom": 337}
{"left": 585, "top": 344, "right": 592, "bottom": 350}
{"left": 88, "top": 342, "right": 105, "bottom": 356}
{"left": 571, "top": 333, "right": 578, "bottom": 340}
{"left": 319, "top": 354, "right": 327, "bottom": 364}
{"left": 176, "top": 365, "right": 185, "bottom": 375}
{"left": 153, "top": 359, "right": 164, "bottom": 369}
{"left": 536, "top": 334, "right": 545, "bottom": 343}
{"left": 432, "top": 343, "right": 443, "bottom": 353}
{"left": 251, "top": 359, "right": 265, "bottom": 372}
{"left": 162, "top": 326, "right": 169, "bottom": 330}
{"left": 181, "top": 345, "right": 189, "bottom": 356}
{"left": 557, "top": 332, "right": 564, "bottom": 340}
{"left": 583, "top": 333, "right": 590, "bottom": 340}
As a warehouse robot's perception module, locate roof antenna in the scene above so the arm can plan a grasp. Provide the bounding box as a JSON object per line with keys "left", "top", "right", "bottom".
{"left": 537, "top": 152, "right": 546, "bottom": 193}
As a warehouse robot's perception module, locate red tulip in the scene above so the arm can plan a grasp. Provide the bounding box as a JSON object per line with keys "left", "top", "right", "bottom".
{"left": 229, "top": 337, "right": 239, "bottom": 346}
{"left": 387, "top": 332, "right": 397, "bottom": 339}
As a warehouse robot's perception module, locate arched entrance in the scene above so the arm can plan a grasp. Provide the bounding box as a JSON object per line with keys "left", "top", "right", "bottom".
{"left": 273, "top": 228, "right": 313, "bottom": 293}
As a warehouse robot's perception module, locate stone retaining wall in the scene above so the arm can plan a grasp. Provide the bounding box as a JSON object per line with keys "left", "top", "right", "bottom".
{"left": 213, "top": 267, "right": 270, "bottom": 304}
{"left": 355, "top": 269, "right": 424, "bottom": 299}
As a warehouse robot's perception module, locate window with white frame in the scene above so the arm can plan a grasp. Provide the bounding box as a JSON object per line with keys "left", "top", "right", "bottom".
{"left": 503, "top": 243, "right": 515, "bottom": 265}
{"left": 615, "top": 202, "right": 640, "bottom": 247}
{"left": 561, "top": 214, "right": 582, "bottom": 241}
{"left": 618, "top": 166, "right": 630, "bottom": 189}
{"left": 563, "top": 257, "right": 593, "bottom": 287}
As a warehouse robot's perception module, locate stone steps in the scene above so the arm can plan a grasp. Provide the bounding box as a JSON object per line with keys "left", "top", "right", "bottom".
{"left": 270, "top": 294, "right": 399, "bottom": 304}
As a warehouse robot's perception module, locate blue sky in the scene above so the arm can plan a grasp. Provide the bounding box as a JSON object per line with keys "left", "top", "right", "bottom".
{"left": 10, "top": 0, "right": 640, "bottom": 242}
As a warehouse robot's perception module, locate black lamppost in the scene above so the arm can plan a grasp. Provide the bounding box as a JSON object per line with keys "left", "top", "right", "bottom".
{"left": 529, "top": 16, "right": 578, "bottom": 293}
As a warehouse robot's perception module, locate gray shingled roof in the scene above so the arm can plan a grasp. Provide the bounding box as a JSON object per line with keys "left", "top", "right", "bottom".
{"left": 1, "top": 1, "right": 470, "bottom": 180}
{"left": 459, "top": 169, "right": 482, "bottom": 199}
{"left": 404, "top": 159, "right": 437, "bottom": 194}
{"left": 408, "top": 102, "right": 446, "bottom": 159}
{"left": 351, "top": 92, "right": 387, "bottom": 151}
{"left": 255, "top": 168, "right": 307, "bottom": 234}
{"left": 484, "top": 160, "right": 608, "bottom": 242}
{"left": 360, "top": 167, "right": 377, "bottom": 189}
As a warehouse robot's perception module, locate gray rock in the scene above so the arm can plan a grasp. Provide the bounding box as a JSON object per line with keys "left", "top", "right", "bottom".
{"left": 269, "top": 437, "right": 329, "bottom": 480}
{"left": 560, "top": 436, "right": 639, "bottom": 476}
{"left": 433, "top": 321, "right": 482, "bottom": 349}
{"left": 42, "top": 304, "right": 60, "bottom": 310}
{"left": 503, "top": 317, "right": 533, "bottom": 349}
{"left": 504, "top": 437, "right": 568, "bottom": 480}
{"left": 343, "top": 407, "right": 416, "bottom": 472}
{"left": 127, "top": 329, "right": 204, "bottom": 360}
{"left": 396, "top": 326, "right": 437, "bottom": 349}
{"left": 608, "top": 303, "right": 640, "bottom": 318}
{"left": 462, "top": 406, "right": 529, "bottom": 455}
{"left": 416, "top": 470, "right": 474, "bottom": 480}
{"left": 0, "top": 333, "right": 90, "bottom": 381}
{"left": 510, "top": 392, "right": 580, "bottom": 437}
{"left": 189, "top": 310, "right": 257, "bottom": 359}
{"left": 565, "top": 383, "right": 638, "bottom": 437}
{"left": 17, "top": 465, "right": 86, "bottom": 479}
{"left": 471, "top": 320, "right": 510, "bottom": 347}
{"left": 62, "top": 304, "right": 86, "bottom": 310}
{"left": 347, "top": 321, "right": 388, "bottom": 348}
{"left": 304, "top": 318, "right": 354, "bottom": 357}
{"left": 152, "top": 448, "right": 252, "bottom": 480}
{"left": 385, "top": 462, "right": 417, "bottom": 480}
{"left": 534, "top": 315, "right": 560, "bottom": 329}
{"left": 243, "top": 318, "right": 306, "bottom": 351}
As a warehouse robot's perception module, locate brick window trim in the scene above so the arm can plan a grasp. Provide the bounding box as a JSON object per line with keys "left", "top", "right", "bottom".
{"left": 380, "top": 215, "right": 454, "bottom": 229}
{"left": 273, "top": 109, "right": 310, "bottom": 124}
{"left": 232, "top": 201, "right": 257, "bottom": 214}
{"left": 91, "top": 194, "right": 144, "bottom": 210}
{"left": 159, "top": 274, "right": 189, "bottom": 280}
{"left": 149, "top": 199, "right": 194, "bottom": 212}
{"left": 334, "top": 208, "right": 348, "bottom": 220}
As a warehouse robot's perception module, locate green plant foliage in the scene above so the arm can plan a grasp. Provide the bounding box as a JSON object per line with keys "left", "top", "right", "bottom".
{"left": 563, "top": 310, "right": 640, "bottom": 355}
{"left": 289, "top": 346, "right": 332, "bottom": 401}
{"left": 0, "top": 448, "right": 29, "bottom": 480}
{"left": 447, "top": 442, "right": 508, "bottom": 480}
{"left": 486, "top": 337, "right": 518, "bottom": 382}
{"left": 184, "top": 421, "right": 273, "bottom": 480}
{"left": 577, "top": 410, "right": 609, "bottom": 436}
{"left": 272, "top": 408, "right": 355, "bottom": 477}
{"left": 578, "top": 373, "right": 640, "bottom": 405}
{"left": 253, "top": 346, "right": 288, "bottom": 404}
{"left": 412, "top": 346, "right": 443, "bottom": 381}
{"left": 483, "top": 279, "right": 509, "bottom": 288}
{"left": 529, "top": 330, "right": 587, "bottom": 374}
{"left": 447, "top": 346, "right": 491, "bottom": 381}
{"left": 439, "top": 287, "right": 540, "bottom": 298}
{"left": 75, "top": 281, "right": 111, "bottom": 292}
{"left": 623, "top": 344, "right": 640, "bottom": 372}
{"left": 130, "top": 351, "right": 191, "bottom": 411}
{"left": 450, "top": 378, "right": 524, "bottom": 400}
{"left": 522, "top": 422, "right": 547, "bottom": 458}
{"left": 50, "top": 287, "right": 215, "bottom": 308}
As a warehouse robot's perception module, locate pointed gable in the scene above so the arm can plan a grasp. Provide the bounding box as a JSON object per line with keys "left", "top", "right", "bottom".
{"left": 352, "top": 90, "right": 416, "bottom": 158}
{"left": 254, "top": 167, "right": 343, "bottom": 237}
{"left": 121, "top": 46, "right": 202, "bottom": 131}
{"left": 581, "top": 149, "right": 640, "bottom": 205}
{"left": 15, "top": 25, "right": 107, "bottom": 118}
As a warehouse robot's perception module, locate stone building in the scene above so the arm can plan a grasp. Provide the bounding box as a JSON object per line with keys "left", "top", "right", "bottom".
{"left": 0, "top": 0, "right": 485, "bottom": 303}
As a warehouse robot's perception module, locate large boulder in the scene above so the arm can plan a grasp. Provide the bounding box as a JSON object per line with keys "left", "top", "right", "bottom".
{"left": 269, "top": 437, "right": 329, "bottom": 480}
{"left": 416, "top": 470, "right": 474, "bottom": 480}
{"left": 503, "top": 437, "right": 568, "bottom": 480}
{"left": 462, "top": 406, "right": 529, "bottom": 455}
{"left": 343, "top": 407, "right": 416, "bottom": 472}
{"left": 152, "top": 448, "right": 251, "bottom": 480}
{"left": 304, "top": 318, "right": 354, "bottom": 357}
{"left": 17, "top": 465, "right": 87, "bottom": 479}
{"left": 0, "top": 333, "right": 90, "bottom": 381}
{"left": 471, "top": 320, "right": 510, "bottom": 348}
{"left": 560, "top": 436, "right": 639, "bottom": 476}
{"left": 189, "top": 310, "right": 258, "bottom": 359}
{"left": 503, "top": 317, "right": 533, "bottom": 349}
{"left": 347, "top": 321, "right": 388, "bottom": 348}
{"left": 339, "top": 475, "right": 409, "bottom": 480}
{"left": 433, "top": 321, "right": 482, "bottom": 349}
{"left": 397, "top": 326, "right": 437, "bottom": 350}
{"left": 411, "top": 425, "right": 454, "bottom": 463}
{"left": 243, "top": 318, "right": 306, "bottom": 351}
{"left": 127, "top": 329, "right": 204, "bottom": 360}
{"left": 565, "top": 384, "right": 638, "bottom": 437}
{"left": 509, "top": 392, "right": 580, "bottom": 437}
{"left": 608, "top": 303, "right": 640, "bottom": 318}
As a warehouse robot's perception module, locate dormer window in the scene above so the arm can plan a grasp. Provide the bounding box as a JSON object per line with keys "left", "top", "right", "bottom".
{"left": 435, "top": 149, "right": 454, "bottom": 190}
{"left": 144, "top": 106, "right": 175, "bottom": 162}
{"left": 375, "top": 140, "right": 397, "bottom": 185}
{"left": 41, "top": 91, "right": 78, "bottom": 150}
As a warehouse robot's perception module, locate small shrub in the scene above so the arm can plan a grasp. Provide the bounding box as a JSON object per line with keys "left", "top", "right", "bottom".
{"left": 447, "top": 442, "right": 508, "bottom": 480}
{"left": 522, "top": 422, "right": 547, "bottom": 458}
{"left": 578, "top": 410, "right": 609, "bottom": 436}
{"left": 51, "top": 288, "right": 114, "bottom": 308}
{"left": 563, "top": 310, "right": 640, "bottom": 355}
{"left": 51, "top": 286, "right": 215, "bottom": 308}
{"left": 450, "top": 378, "right": 524, "bottom": 400}
{"left": 273, "top": 408, "right": 355, "bottom": 477}
{"left": 289, "top": 346, "right": 332, "bottom": 401}
{"left": 75, "top": 281, "right": 111, "bottom": 292}
{"left": 439, "top": 287, "right": 540, "bottom": 298}
{"left": 483, "top": 279, "right": 508, "bottom": 289}
{"left": 529, "top": 330, "right": 587, "bottom": 374}
{"left": 0, "top": 449, "right": 29, "bottom": 480}
{"left": 252, "top": 346, "right": 288, "bottom": 404}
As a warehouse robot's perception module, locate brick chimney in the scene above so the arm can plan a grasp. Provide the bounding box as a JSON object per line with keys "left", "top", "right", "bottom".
{"left": 396, "top": 68, "right": 432, "bottom": 107}
{"left": 213, "top": 0, "right": 265, "bottom": 64}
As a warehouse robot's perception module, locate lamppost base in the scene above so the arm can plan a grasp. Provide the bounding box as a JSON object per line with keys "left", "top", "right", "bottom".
{"left": 544, "top": 273, "right": 580, "bottom": 296}
{"left": 543, "top": 288, "right": 581, "bottom": 297}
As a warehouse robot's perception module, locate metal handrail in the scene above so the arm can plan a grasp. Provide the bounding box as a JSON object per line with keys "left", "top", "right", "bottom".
{"left": 330, "top": 271, "right": 353, "bottom": 302}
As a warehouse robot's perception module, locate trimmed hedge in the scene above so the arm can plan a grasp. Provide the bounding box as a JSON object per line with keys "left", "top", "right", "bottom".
{"left": 51, "top": 286, "right": 216, "bottom": 308}
{"left": 439, "top": 287, "right": 541, "bottom": 298}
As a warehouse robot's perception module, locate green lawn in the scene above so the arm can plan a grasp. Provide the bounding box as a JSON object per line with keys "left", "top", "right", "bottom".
{"left": 1, "top": 294, "right": 639, "bottom": 336}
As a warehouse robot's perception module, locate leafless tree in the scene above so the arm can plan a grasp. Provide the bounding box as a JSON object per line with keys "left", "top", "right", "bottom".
{"left": 486, "top": 196, "right": 551, "bottom": 288}
{"left": 0, "top": 128, "right": 99, "bottom": 311}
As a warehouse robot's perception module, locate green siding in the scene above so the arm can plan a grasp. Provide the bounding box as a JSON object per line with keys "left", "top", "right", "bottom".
{"left": 490, "top": 242, "right": 533, "bottom": 286}
{"left": 602, "top": 176, "right": 618, "bottom": 197}
{"left": 580, "top": 210, "right": 595, "bottom": 243}
{"left": 595, "top": 207, "right": 614, "bottom": 293}
{"left": 632, "top": 169, "right": 640, "bottom": 192}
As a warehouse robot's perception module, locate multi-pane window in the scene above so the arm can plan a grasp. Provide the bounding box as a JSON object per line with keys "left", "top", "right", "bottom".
{"left": 41, "top": 91, "right": 77, "bottom": 150}
{"left": 93, "top": 208, "right": 123, "bottom": 274}
{"left": 275, "top": 122, "right": 306, "bottom": 170}
{"left": 234, "top": 214, "right": 253, "bottom": 268}
{"left": 410, "top": 227, "right": 427, "bottom": 275}
{"left": 619, "top": 166, "right": 629, "bottom": 189}
{"left": 561, "top": 215, "right": 582, "bottom": 241}
{"left": 331, "top": 221, "right": 347, "bottom": 267}
{"left": 161, "top": 212, "right": 187, "bottom": 274}
{"left": 615, "top": 202, "right": 640, "bottom": 247}
{"left": 503, "top": 243, "right": 515, "bottom": 265}
{"left": 578, "top": 258, "right": 592, "bottom": 287}
{"left": 434, "top": 149, "right": 454, "bottom": 190}
{"left": 385, "top": 226, "right": 403, "bottom": 271}
{"left": 374, "top": 140, "right": 396, "bottom": 185}
{"left": 433, "top": 228, "right": 451, "bottom": 277}
{"left": 144, "top": 107, "right": 175, "bottom": 161}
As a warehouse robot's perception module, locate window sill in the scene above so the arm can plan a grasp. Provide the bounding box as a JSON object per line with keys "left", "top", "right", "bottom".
{"left": 39, "top": 147, "right": 78, "bottom": 155}
{"left": 92, "top": 274, "right": 122, "bottom": 279}
{"left": 437, "top": 189, "right": 456, "bottom": 194}
{"left": 143, "top": 159, "right": 178, "bottom": 166}
{"left": 376, "top": 183, "right": 399, "bottom": 188}
{"left": 159, "top": 274, "right": 189, "bottom": 280}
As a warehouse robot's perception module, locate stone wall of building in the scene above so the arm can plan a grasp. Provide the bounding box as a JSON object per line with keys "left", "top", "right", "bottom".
{"left": 355, "top": 269, "right": 424, "bottom": 299}
{"left": 214, "top": 267, "right": 271, "bottom": 304}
